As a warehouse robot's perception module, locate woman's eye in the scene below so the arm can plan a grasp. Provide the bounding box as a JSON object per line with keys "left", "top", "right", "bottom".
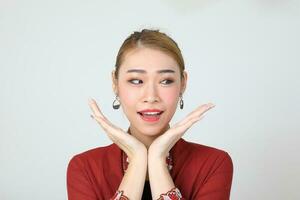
{"left": 128, "top": 79, "right": 143, "bottom": 85}
{"left": 161, "top": 79, "right": 174, "bottom": 85}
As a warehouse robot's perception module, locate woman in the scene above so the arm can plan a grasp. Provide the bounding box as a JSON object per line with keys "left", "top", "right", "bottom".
{"left": 67, "top": 29, "right": 233, "bottom": 200}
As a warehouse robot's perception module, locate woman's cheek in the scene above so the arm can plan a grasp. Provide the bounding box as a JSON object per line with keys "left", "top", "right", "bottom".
{"left": 119, "top": 87, "right": 138, "bottom": 107}
{"left": 161, "top": 88, "right": 179, "bottom": 107}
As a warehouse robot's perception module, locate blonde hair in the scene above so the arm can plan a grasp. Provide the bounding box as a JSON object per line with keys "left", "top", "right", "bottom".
{"left": 114, "top": 29, "right": 185, "bottom": 79}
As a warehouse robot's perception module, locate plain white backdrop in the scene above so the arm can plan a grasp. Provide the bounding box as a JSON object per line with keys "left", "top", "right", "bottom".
{"left": 1, "top": 0, "right": 299, "bottom": 199}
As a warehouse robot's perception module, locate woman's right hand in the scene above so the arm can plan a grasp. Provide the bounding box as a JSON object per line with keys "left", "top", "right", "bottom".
{"left": 89, "top": 98, "right": 147, "bottom": 199}
{"left": 88, "top": 98, "right": 147, "bottom": 161}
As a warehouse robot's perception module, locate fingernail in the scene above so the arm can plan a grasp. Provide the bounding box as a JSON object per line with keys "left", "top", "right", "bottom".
{"left": 197, "top": 115, "right": 204, "bottom": 120}
{"left": 209, "top": 103, "right": 215, "bottom": 108}
{"left": 88, "top": 98, "right": 94, "bottom": 104}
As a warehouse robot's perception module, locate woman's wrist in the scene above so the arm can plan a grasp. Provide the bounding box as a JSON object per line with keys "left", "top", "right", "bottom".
{"left": 117, "top": 150, "right": 147, "bottom": 200}
{"left": 148, "top": 150, "right": 166, "bottom": 167}
{"left": 125, "top": 143, "right": 147, "bottom": 162}
{"left": 148, "top": 153, "right": 176, "bottom": 199}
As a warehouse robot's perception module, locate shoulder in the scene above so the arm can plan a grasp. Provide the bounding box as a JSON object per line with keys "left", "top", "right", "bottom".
{"left": 185, "top": 139, "right": 231, "bottom": 158}
{"left": 67, "top": 143, "right": 119, "bottom": 169}
{"left": 175, "top": 139, "right": 233, "bottom": 173}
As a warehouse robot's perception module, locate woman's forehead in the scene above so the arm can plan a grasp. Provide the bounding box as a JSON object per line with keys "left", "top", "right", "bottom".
{"left": 119, "top": 48, "right": 180, "bottom": 74}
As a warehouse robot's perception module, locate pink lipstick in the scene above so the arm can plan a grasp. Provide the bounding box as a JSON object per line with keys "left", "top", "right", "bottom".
{"left": 137, "top": 109, "right": 163, "bottom": 122}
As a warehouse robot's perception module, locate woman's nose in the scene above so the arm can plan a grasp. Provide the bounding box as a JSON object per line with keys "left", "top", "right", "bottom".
{"left": 142, "top": 84, "right": 159, "bottom": 103}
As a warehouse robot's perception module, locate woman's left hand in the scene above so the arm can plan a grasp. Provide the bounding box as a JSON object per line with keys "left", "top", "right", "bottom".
{"left": 148, "top": 103, "right": 215, "bottom": 160}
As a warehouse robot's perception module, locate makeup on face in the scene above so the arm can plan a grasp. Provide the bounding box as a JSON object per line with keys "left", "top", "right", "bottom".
{"left": 125, "top": 68, "right": 177, "bottom": 87}
{"left": 137, "top": 109, "right": 164, "bottom": 123}
{"left": 116, "top": 48, "right": 183, "bottom": 136}
{"left": 124, "top": 68, "right": 179, "bottom": 124}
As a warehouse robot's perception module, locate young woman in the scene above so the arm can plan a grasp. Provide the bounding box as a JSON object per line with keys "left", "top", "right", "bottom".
{"left": 67, "top": 29, "right": 233, "bottom": 200}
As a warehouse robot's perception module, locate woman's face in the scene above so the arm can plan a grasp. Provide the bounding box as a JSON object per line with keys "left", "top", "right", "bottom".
{"left": 113, "top": 47, "right": 187, "bottom": 137}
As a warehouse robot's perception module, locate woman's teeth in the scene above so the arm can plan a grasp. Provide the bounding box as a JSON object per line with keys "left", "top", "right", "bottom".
{"left": 138, "top": 111, "right": 163, "bottom": 116}
{"left": 138, "top": 111, "right": 163, "bottom": 122}
{"left": 143, "top": 112, "right": 160, "bottom": 116}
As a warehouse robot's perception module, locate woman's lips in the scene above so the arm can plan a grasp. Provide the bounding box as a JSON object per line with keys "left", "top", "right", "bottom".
{"left": 137, "top": 109, "right": 164, "bottom": 122}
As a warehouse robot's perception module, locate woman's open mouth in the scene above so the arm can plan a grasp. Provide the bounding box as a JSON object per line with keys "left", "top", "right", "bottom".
{"left": 137, "top": 109, "right": 164, "bottom": 122}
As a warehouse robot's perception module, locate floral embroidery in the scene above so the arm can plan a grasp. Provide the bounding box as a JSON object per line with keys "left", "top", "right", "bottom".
{"left": 111, "top": 187, "right": 183, "bottom": 200}
{"left": 158, "top": 187, "right": 183, "bottom": 200}
{"left": 111, "top": 190, "right": 129, "bottom": 200}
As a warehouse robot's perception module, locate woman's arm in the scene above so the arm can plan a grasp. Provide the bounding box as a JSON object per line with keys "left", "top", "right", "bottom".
{"left": 88, "top": 99, "right": 148, "bottom": 199}
{"left": 67, "top": 155, "right": 98, "bottom": 200}
{"left": 148, "top": 103, "right": 215, "bottom": 199}
{"left": 148, "top": 151, "right": 233, "bottom": 200}
{"left": 115, "top": 150, "right": 148, "bottom": 200}
{"left": 148, "top": 154, "right": 180, "bottom": 199}
{"left": 193, "top": 152, "right": 233, "bottom": 200}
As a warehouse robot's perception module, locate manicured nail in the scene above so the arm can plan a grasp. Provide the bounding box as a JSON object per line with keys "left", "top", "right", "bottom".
{"left": 209, "top": 103, "right": 215, "bottom": 108}
{"left": 88, "top": 98, "right": 94, "bottom": 104}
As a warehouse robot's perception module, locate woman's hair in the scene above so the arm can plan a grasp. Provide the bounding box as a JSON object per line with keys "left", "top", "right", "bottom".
{"left": 114, "top": 29, "right": 185, "bottom": 79}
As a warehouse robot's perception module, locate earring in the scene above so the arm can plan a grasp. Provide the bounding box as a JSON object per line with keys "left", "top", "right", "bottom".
{"left": 179, "top": 94, "right": 184, "bottom": 109}
{"left": 112, "top": 95, "right": 121, "bottom": 109}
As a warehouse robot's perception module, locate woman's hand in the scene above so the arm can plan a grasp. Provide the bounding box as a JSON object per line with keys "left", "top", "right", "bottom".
{"left": 88, "top": 98, "right": 147, "bottom": 161}
{"left": 147, "top": 103, "right": 215, "bottom": 199}
{"left": 148, "top": 103, "right": 216, "bottom": 160}
{"left": 89, "top": 98, "right": 147, "bottom": 199}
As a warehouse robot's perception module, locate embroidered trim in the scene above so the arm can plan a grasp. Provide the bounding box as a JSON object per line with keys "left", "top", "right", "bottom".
{"left": 157, "top": 187, "right": 183, "bottom": 200}
{"left": 111, "top": 190, "right": 129, "bottom": 200}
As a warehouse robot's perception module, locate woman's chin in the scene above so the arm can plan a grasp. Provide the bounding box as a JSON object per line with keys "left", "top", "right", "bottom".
{"left": 136, "top": 124, "right": 169, "bottom": 137}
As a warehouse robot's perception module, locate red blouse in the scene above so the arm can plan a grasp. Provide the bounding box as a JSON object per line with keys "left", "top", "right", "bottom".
{"left": 67, "top": 138, "right": 233, "bottom": 200}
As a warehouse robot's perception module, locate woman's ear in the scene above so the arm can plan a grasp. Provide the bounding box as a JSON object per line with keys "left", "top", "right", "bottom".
{"left": 111, "top": 70, "right": 118, "bottom": 95}
{"left": 181, "top": 71, "right": 188, "bottom": 95}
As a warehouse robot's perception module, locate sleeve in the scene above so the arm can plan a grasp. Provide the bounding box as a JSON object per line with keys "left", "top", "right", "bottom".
{"left": 158, "top": 187, "right": 186, "bottom": 200}
{"left": 67, "top": 155, "right": 130, "bottom": 200}
{"left": 66, "top": 155, "right": 98, "bottom": 200}
{"left": 110, "top": 190, "right": 129, "bottom": 200}
{"left": 193, "top": 152, "right": 234, "bottom": 200}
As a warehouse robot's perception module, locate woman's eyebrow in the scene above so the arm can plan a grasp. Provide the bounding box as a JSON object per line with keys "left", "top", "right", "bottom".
{"left": 126, "top": 69, "right": 175, "bottom": 74}
{"left": 157, "top": 69, "right": 175, "bottom": 74}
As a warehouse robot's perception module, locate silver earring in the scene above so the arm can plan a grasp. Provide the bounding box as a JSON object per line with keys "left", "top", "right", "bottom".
{"left": 179, "top": 94, "right": 184, "bottom": 109}
{"left": 112, "top": 96, "right": 120, "bottom": 109}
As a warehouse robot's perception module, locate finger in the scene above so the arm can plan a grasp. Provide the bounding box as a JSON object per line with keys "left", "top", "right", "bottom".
{"left": 92, "top": 115, "right": 130, "bottom": 149}
{"left": 92, "top": 115, "right": 111, "bottom": 132}
{"left": 88, "top": 98, "right": 105, "bottom": 118}
{"left": 89, "top": 106, "right": 116, "bottom": 130}
{"left": 163, "top": 116, "right": 201, "bottom": 153}
{"left": 187, "top": 103, "right": 215, "bottom": 120}
{"left": 164, "top": 115, "right": 202, "bottom": 144}
{"left": 92, "top": 115, "right": 122, "bottom": 138}
{"left": 173, "top": 106, "right": 203, "bottom": 127}
{"left": 174, "top": 115, "right": 203, "bottom": 138}
{"left": 89, "top": 104, "right": 141, "bottom": 155}
{"left": 176, "top": 103, "right": 215, "bottom": 126}
{"left": 92, "top": 115, "right": 132, "bottom": 148}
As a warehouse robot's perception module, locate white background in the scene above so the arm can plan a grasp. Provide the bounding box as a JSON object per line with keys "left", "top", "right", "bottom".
{"left": 1, "top": 0, "right": 299, "bottom": 199}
